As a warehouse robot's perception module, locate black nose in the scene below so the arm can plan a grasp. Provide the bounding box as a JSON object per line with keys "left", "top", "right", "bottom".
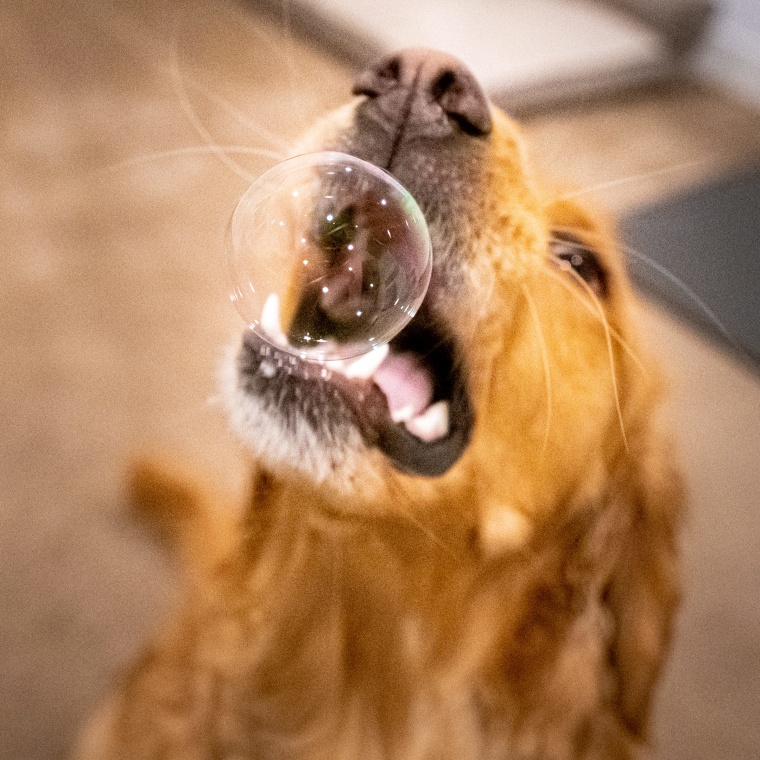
{"left": 353, "top": 48, "right": 492, "bottom": 138}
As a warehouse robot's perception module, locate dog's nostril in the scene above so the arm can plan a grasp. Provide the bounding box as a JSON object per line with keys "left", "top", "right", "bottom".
{"left": 378, "top": 57, "right": 401, "bottom": 84}
{"left": 353, "top": 49, "right": 492, "bottom": 137}
{"left": 353, "top": 55, "right": 403, "bottom": 99}
{"left": 427, "top": 64, "right": 492, "bottom": 136}
{"left": 431, "top": 70, "right": 456, "bottom": 101}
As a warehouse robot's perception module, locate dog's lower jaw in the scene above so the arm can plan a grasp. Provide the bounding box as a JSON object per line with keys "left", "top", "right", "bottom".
{"left": 220, "top": 350, "right": 366, "bottom": 489}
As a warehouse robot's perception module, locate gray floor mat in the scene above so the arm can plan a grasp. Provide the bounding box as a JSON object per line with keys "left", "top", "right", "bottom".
{"left": 621, "top": 165, "right": 760, "bottom": 368}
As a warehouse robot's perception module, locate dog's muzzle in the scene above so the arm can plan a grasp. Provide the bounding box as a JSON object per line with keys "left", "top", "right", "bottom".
{"left": 232, "top": 49, "right": 492, "bottom": 478}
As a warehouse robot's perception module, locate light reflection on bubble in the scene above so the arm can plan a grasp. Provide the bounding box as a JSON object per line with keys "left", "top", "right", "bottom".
{"left": 227, "top": 152, "right": 432, "bottom": 361}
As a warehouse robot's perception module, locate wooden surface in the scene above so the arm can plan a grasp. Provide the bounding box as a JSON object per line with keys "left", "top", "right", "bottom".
{"left": 1, "top": 1, "right": 759, "bottom": 758}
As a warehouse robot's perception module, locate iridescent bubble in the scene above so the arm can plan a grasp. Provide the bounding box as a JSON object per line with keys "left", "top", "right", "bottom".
{"left": 227, "top": 152, "right": 432, "bottom": 361}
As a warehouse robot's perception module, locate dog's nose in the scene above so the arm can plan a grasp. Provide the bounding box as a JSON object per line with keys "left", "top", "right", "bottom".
{"left": 353, "top": 49, "right": 492, "bottom": 138}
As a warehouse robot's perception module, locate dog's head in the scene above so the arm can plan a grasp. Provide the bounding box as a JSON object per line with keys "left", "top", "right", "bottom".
{"left": 224, "top": 49, "right": 654, "bottom": 521}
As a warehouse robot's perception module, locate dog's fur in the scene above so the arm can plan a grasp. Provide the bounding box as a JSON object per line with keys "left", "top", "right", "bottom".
{"left": 75, "top": 51, "right": 683, "bottom": 760}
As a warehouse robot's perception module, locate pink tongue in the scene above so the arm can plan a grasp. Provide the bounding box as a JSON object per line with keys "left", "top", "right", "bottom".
{"left": 372, "top": 352, "right": 434, "bottom": 422}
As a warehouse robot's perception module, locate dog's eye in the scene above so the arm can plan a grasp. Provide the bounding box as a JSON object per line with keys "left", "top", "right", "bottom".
{"left": 550, "top": 233, "right": 608, "bottom": 299}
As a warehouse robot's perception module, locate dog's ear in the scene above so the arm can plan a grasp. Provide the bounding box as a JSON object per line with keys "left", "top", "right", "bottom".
{"left": 605, "top": 434, "right": 684, "bottom": 739}
{"left": 128, "top": 455, "right": 242, "bottom": 572}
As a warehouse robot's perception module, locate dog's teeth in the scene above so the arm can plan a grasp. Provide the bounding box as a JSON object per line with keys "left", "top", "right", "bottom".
{"left": 390, "top": 404, "right": 416, "bottom": 423}
{"left": 260, "top": 293, "right": 288, "bottom": 347}
{"left": 339, "top": 344, "right": 390, "bottom": 379}
{"left": 404, "top": 401, "right": 450, "bottom": 442}
{"left": 259, "top": 360, "right": 277, "bottom": 378}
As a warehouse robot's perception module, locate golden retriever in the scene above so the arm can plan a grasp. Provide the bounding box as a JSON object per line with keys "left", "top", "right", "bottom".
{"left": 74, "top": 49, "right": 683, "bottom": 760}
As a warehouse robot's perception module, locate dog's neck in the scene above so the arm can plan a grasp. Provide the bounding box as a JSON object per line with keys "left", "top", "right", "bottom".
{"left": 202, "top": 464, "right": 620, "bottom": 758}
{"left": 242, "top": 466, "right": 481, "bottom": 566}
{"left": 218, "top": 466, "right": 484, "bottom": 753}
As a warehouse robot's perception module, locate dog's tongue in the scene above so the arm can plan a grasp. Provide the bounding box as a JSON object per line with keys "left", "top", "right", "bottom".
{"left": 372, "top": 352, "right": 434, "bottom": 424}
{"left": 328, "top": 345, "right": 449, "bottom": 442}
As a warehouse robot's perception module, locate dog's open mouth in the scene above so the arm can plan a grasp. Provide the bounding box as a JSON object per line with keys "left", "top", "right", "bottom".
{"left": 239, "top": 301, "right": 473, "bottom": 477}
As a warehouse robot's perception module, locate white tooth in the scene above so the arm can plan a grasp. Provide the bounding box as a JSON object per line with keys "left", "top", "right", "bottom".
{"left": 259, "top": 359, "right": 277, "bottom": 378}
{"left": 340, "top": 344, "right": 390, "bottom": 379}
{"left": 390, "top": 404, "right": 416, "bottom": 423}
{"left": 260, "top": 293, "right": 287, "bottom": 346}
{"left": 404, "top": 401, "right": 450, "bottom": 442}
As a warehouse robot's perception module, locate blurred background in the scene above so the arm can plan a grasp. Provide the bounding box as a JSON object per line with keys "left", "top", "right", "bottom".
{"left": 1, "top": 1, "right": 758, "bottom": 758}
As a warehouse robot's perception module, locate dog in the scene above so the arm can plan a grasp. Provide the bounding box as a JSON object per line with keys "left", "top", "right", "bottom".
{"left": 74, "top": 49, "right": 683, "bottom": 760}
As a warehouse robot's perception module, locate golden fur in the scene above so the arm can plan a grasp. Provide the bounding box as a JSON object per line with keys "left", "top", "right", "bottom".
{"left": 74, "top": 60, "right": 683, "bottom": 760}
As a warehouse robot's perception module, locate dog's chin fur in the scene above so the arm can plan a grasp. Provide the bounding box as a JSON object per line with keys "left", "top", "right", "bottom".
{"left": 220, "top": 343, "right": 369, "bottom": 489}
{"left": 219, "top": 342, "right": 477, "bottom": 513}
{"left": 75, "top": 53, "right": 684, "bottom": 760}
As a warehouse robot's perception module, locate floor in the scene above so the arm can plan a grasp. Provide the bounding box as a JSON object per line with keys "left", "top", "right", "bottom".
{"left": 1, "top": 1, "right": 759, "bottom": 759}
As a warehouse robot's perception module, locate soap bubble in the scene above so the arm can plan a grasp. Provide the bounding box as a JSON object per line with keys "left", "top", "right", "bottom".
{"left": 227, "top": 152, "right": 432, "bottom": 361}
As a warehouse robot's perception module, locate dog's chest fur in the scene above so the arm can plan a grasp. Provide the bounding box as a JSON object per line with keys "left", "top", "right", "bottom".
{"left": 115, "top": 477, "right": 623, "bottom": 760}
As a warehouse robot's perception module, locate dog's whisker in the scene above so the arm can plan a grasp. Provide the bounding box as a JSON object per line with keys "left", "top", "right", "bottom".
{"left": 552, "top": 159, "right": 708, "bottom": 202}
{"left": 550, "top": 225, "right": 738, "bottom": 351}
{"left": 183, "top": 77, "right": 292, "bottom": 154}
{"left": 89, "top": 7, "right": 291, "bottom": 158}
{"left": 603, "top": 311, "right": 630, "bottom": 453}
{"left": 559, "top": 264, "right": 630, "bottom": 452}
{"left": 168, "top": 35, "right": 257, "bottom": 184}
{"left": 622, "top": 242, "right": 737, "bottom": 347}
{"left": 543, "top": 255, "right": 648, "bottom": 376}
{"left": 280, "top": 0, "right": 303, "bottom": 130}
{"left": 399, "top": 508, "right": 462, "bottom": 563}
{"left": 95, "top": 145, "right": 283, "bottom": 175}
{"left": 385, "top": 479, "right": 461, "bottom": 562}
{"left": 244, "top": 2, "right": 307, "bottom": 133}
{"left": 521, "top": 283, "right": 553, "bottom": 460}
{"left": 548, "top": 229, "right": 599, "bottom": 247}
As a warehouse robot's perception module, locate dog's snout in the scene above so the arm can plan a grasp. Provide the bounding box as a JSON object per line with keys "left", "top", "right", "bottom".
{"left": 353, "top": 49, "right": 492, "bottom": 138}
